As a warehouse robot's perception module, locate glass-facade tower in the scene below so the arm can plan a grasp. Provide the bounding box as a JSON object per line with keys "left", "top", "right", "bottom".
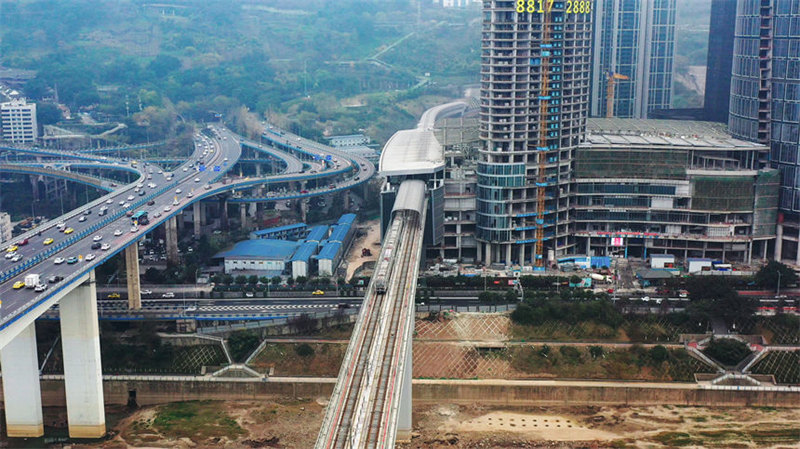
{"left": 729, "top": 0, "right": 800, "bottom": 261}
{"left": 477, "top": 0, "right": 591, "bottom": 266}
{"left": 589, "top": 0, "right": 676, "bottom": 118}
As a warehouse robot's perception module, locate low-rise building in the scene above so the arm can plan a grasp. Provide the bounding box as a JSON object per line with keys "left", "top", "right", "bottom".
{"left": 214, "top": 239, "right": 300, "bottom": 276}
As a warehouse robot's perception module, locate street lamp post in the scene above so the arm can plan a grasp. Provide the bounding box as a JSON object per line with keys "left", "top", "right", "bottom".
{"left": 776, "top": 270, "right": 781, "bottom": 297}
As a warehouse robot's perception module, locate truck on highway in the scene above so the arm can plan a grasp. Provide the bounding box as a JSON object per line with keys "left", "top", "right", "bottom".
{"left": 589, "top": 273, "right": 612, "bottom": 283}
{"left": 24, "top": 274, "right": 41, "bottom": 289}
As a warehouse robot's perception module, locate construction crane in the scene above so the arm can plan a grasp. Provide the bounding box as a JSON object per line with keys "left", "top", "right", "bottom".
{"left": 605, "top": 71, "right": 629, "bottom": 118}
{"left": 533, "top": 11, "right": 552, "bottom": 272}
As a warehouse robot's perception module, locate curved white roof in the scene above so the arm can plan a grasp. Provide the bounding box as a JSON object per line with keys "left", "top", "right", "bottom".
{"left": 379, "top": 100, "right": 468, "bottom": 177}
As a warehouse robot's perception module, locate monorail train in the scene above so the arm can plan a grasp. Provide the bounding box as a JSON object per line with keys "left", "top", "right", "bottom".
{"left": 374, "top": 218, "right": 402, "bottom": 294}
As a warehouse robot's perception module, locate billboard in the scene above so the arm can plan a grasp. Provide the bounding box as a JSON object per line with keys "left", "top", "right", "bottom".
{"left": 611, "top": 237, "right": 624, "bottom": 247}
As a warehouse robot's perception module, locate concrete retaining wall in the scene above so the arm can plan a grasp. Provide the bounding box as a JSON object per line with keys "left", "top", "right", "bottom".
{"left": 3, "top": 378, "right": 799, "bottom": 409}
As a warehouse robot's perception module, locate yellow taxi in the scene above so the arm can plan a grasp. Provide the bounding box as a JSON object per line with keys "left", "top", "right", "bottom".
{"left": 43, "top": 238, "right": 54, "bottom": 245}
{"left": 6, "top": 245, "right": 18, "bottom": 253}
{"left": 312, "top": 289, "right": 325, "bottom": 296}
{"left": 64, "top": 227, "right": 74, "bottom": 234}
{"left": 13, "top": 281, "right": 25, "bottom": 289}
{"left": 107, "top": 293, "right": 121, "bottom": 299}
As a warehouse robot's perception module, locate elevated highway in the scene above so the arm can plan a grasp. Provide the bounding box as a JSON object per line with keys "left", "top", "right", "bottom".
{"left": 0, "top": 122, "right": 376, "bottom": 438}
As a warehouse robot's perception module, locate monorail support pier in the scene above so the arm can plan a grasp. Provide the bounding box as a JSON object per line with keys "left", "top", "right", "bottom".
{"left": 125, "top": 245, "right": 141, "bottom": 310}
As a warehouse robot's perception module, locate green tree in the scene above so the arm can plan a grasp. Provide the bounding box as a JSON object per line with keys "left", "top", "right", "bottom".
{"left": 703, "top": 338, "right": 752, "bottom": 366}
{"left": 147, "top": 54, "right": 182, "bottom": 78}
{"left": 295, "top": 276, "right": 308, "bottom": 286}
{"left": 36, "top": 102, "right": 61, "bottom": 126}
{"left": 247, "top": 275, "right": 259, "bottom": 285}
{"left": 755, "top": 261, "right": 798, "bottom": 289}
{"left": 589, "top": 345, "right": 604, "bottom": 359}
{"left": 235, "top": 275, "right": 247, "bottom": 285}
{"left": 295, "top": 343, "right": 315, "bottom": 357}
{"left": 648, "top": 345, "right": 669, "bottom": 364}
{"left": 271, "top": 276, "right": 282, "bottom": 286}
{"left": 259, "top": 276, "right": 270, "bottom": 285}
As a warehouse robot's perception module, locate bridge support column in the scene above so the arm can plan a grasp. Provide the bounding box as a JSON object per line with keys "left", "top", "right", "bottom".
{"left": 125, "top": 245, "right": 141, "bottom": 310}
{"left": 60, "top": 271, "right": 106, "bottom": 438}
{"left": 775, "top": 224, "right": 783, "bottom": 261}
{"left": 166, "top": 216, "right": 179, "bottom": 265}
{"left": 396, "top": 325, "right": 414, "bottom": 442}
{"left": 221, "top": 199, "right": 229, "bottom": 230}
{"left": 193, "top": 202, "right": 202, "bottom": 236}
{"left": 0, "top": 322, "right": 44, "bottom": 437}
{"left": 240, "top": 204, "right": 248, "bottom": 229}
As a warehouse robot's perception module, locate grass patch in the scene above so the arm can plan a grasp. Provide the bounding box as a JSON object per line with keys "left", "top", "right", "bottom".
{"left": 152, "top": 401, "right": 245, "bottom": 440}
{"left": 651, "top": 431, "right": 698, "bottom": 446}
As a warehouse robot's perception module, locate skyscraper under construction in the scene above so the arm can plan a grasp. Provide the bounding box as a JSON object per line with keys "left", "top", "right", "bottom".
{"left": 477, "top": 0, "right": 592, "bottom": 267}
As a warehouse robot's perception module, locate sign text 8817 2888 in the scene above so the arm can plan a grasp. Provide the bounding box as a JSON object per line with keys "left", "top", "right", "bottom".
{"left": 516, "top": 0, "right": 592, "bottom": 14}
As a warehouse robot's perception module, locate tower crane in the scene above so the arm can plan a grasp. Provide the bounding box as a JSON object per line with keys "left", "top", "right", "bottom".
{"left": 606, "top": 71, "right": 629, "bottom": 118}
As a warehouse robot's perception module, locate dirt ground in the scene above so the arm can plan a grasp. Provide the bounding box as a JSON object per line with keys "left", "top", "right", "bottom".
{"left": 402, "top": 404, "right": 800, "bottom": 449}
{"left": 21, "top": 402, "right": 798, "bottom": 449}
{"left": 344, "top": 219, "right": 380, "bottom": 281}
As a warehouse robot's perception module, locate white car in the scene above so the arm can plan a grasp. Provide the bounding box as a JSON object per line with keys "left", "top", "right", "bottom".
{"left": 204, "top": 184, "right": 212, "bottom": 190}
{"left": 130, "top": 226, "right": 138, "bottom": 233}
{"left": 127, "top": 195, "right": 134, "bottom": 201}
{"left": 93, "top": 235, "right": 102, "bottom": 242}
{"left": 78, "top": 216, "right": 86, "bottom": 222}
{"left": 56, "top": 222, "right": 66, "bottom": 229}
{"left": 194, "top": 178, "right": 200, "bottom": 182}
{"left": 172, "top": 198, "right": 179, "bottom": 206}
{"left": 4, "top": 252, "right": 15, "bottom": 259}
{"left": 106, "top": 199, "right": 113, "bottom": 204}
{"left": 137, "top": 183, "right": 144, "bottom": 189}
{"left": 158, "top": 170, "right": 163, "bottom": 174}
{"left": 141, "top": 289, "right": 153, "bottom": 295}
{"left": 182, "top": 167, "right": 189, "bottom": 172}
{"left": 85, "top": 253, "right": 96, "bottom": 261}
{"left": 187, "top": 191, "right": 194, "bottom": 198}
{"left": 54, "top": 257, "right": 65, "bottom": 264}
{"left": 153, "top": 211, "right": 162, "bottom": 218}
{"left": 119, "top": 200, "right": 125, "bottom": 206}
{"left": 11, "top": 254, "right": 22, "bottom": 262}
{"left": 148, "top": 183, "right": 156, "bottom": 189}
{"left": 164, "top": 205, "right": 171, "bottom": 212}
{"left": 114, "top": 229, "right": 123, "bottom": 236}
{"left": 162, "top": 292, "right": 175, "bottom": 298}
{"left": 123, "top": 203, "right": 131, "bottom": 209}
{"left": 175, "top": 189, "right": 182, "bottom": 194}
{"left": 101, "top": 243, "right": 111, "bottom": 251}
{"left": 35, "top": 284, "right": 47, "bottom": 292}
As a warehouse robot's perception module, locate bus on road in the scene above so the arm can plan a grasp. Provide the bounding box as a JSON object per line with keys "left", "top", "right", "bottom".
{"left": 131, "top": 210, "right": 149, "bottom": 225}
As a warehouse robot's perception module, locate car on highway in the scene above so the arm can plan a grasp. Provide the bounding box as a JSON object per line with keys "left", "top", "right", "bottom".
{"left": 78, "top": 216, "right": 86, "bottom": 222}
{"left": 13, "top": 281, "right": 25, "bottom": 289}
{"left": 139, "top": 190, "right": 146, "bottom": 196}
{"left": 91, "top": 242, "right": 101, "bottom": 250}
{"left": 54, "top": 257, "right": 65, "bottom": 264}
{"left": 4, "top": 252, "right": 16, "bottom": 259}
{"left": 163, "top": 206, "right": 171, "bottom": 212}
{"left": 85, "top": 253, "right": 96, "bottom": 261}
{"left": 194, "top": 177, "right": 200, "bottom": 182}
{"left": 114, "top": 229, "right": 123, "bottom": 236}
{"left": 153, "top": 211, "right": 161, "bottom": 218}
{"left": 312, "top": 290, "right": 325, "bottom": 296}
{"left": 172, "top": 198, "right": 179, "bottom": 206}
{"left": 6, "top": 245, "right": 18, "bottom": 252}
{"left": 175, "top": 188, "right": 182, "bottom": 194}
{"left": 204, "top": 184, "right": 212, "bottom": 190}
{"left": 101, "top": 243, "right": 111, "bottom": 251}
{"left": 106, "top": 199, "right": 113, "bottom": 204}
{"left": 162, "top": 292, "right": 175, "bottom": 298}
{"left": 130, "top": 226, "right": 138, "bottom": 233}
{"left": 66, "top": 256, "right": 78, "bottom": 264}
{"left": 119, "top": 200, "right": 125, "bottom": 206}
{"left": 56, "top": 222, "right": 66, "bottom": 230}
{"left": 11, "top": 254, "right": 22, "bottom": 262}
{"left": 123, "top": 203, "right": 131, "bottom": 208}
{"left": 126, "top": 210, "right": 134, "bottom": 217}
{"left": 187, "top": 191, "right": 193, "bottom": 198}
{"left": 107, "top": 293, "right": 120, "bottom": 299}
{"left": 127, "top": 195, "right": 134, "bottom": 201}
{"left": 84, "top": 209, "right": 91, "bottom": 215}
{"left": 48, "top": 275, "right": 64, "bottom": 283}
{"left": 64, "top": 227, "right": 74, "bottom": 234}
{"left": 43, "top": 238, "right": 54, "bottom": 245}
{"left": 141, "top": 289, "right": 153, "bottom": 295}
{"left": 148, "top": 183, "right": 156, "bottom": 189}
{"left": 93, "top": 235, "right": 103, "bottom": 242}
{"left": 147, "top": 200, "right": 155, "bottom": 206}
{"left": 245, "top": 292, "right": 254, "bottom": 298}
{"left": 182, "top": 167, "right": 188, "bottom": 172}
{"left": 17, "top": 238, "right": 28, "bottom": 246}
{"left": 34, "top": 284, "right": 47, "bottom": 292}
